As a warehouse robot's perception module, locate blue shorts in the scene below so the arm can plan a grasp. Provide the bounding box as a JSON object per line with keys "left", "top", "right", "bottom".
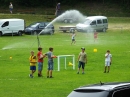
{"left": 10, "top": 8, "right": 13, "bottom": 11}
{"left": 78, "top": 61, "right": 85, "bottom": 69}
{"left": 38, "top": 62, "right": 43, "bottom": 71}
{"left": 30, "top": 66, "right": 36, "bottom": 70}
{"left": 48, "top": 61, "right": 53, "bottom": 70}
{"left": 72, "top": 39, "right": 75, "bottom": 41}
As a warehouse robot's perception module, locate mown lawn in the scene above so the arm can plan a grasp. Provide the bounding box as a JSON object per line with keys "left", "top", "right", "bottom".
{"left": 0, "top": 14, "right": 130, "bottom": 97}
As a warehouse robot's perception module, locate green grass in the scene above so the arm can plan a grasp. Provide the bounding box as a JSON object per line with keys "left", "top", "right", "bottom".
{"left": 0, "top": 14, "right": 130, "bottom": 97}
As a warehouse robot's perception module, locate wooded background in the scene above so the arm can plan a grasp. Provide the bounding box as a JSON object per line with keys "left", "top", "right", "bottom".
{"left": 0, "top": 0, "right": 129, "bottom": 10}
{"left": 0, "top": 0, "right": 129, "bottom": 16}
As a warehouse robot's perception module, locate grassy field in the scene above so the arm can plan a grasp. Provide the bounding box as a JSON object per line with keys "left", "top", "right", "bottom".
{"left": 0, "top": 14, "right": 130, "bottom": 97}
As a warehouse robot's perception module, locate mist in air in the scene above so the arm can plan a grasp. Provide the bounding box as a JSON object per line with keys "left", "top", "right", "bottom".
{"left": 38, "top": 10, "right": 86, "bottom": 35}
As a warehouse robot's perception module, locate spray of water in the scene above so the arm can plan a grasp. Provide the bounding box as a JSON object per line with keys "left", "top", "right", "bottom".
{"left": 38, "top": 10, "right": 86, "bottom": 35}
{"left": 1, "top": 10, "right": 87, "bottom": 50}
{"left": 2, "top": 42, "right": 30, "bottom": 50}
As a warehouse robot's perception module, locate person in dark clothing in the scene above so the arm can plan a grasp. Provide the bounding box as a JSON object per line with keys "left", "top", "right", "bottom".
{"left": 55, "top": 3, "right": 61, "bottom": 17}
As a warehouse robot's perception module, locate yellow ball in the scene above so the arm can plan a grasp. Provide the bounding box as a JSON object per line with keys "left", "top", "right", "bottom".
{"left": 10, "top": 57, "right": 12, "bottom": 59}
{"left": 93, "top": 49, "right": 97, "bottom": 52}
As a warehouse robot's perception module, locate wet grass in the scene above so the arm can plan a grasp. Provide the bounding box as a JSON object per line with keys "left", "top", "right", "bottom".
{"left": 0, "top": 14, "right": 130, "bottom": 97}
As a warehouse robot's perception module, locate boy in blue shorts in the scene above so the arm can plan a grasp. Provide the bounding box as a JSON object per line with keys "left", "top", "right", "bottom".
{"left": 77, "top": 47, "right": 87, "bottom": 74}
{"left": 45, "top": 47, "right": 57, "bottom": 78}
{"left": 29, "top": 51, "right": 37, "bottom": 78}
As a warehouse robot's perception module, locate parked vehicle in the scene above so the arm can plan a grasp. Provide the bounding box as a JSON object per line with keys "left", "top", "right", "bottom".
{"left": 76, "top": 16, "right": 108, "bottom": 32}
{"left": 67, "top": 82, "right": 130, "bottom": 97}
{"left": 24, "top": 22, "right": 55, "bottom": 35}
{"left": 59, "top": 25, "right": 76, "bottom": 32}
{"left": 0, "top": 19, "right": 25, "bottom": 36}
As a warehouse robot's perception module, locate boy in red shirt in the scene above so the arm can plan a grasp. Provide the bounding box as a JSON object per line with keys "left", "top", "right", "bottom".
{"left": 37, "top": 47, "right": 46, "bottom": 77}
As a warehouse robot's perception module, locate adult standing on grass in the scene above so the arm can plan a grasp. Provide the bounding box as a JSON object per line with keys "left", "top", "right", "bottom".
{"left": 71, "top": 32, "right": 76, "bottom": 45}
{"left": 55, "top": 2, "right": 61, "bottom": 17}
{"left": 45, "top": 47, "right": 57, "bottom": 78}
{"left": 29, "top": 51, "right": 37, "bottom": 78}
{"left": 77, "top": 47, "right": 87, "bottom": 74}
{"left": 9, "top": 2, "right": 13, "bottom": 14}
{"left": 37, "top": 47, "right": 46, "bottom": 77}
{"left": 104, "top": 50, "right": 112, "bottom": 73}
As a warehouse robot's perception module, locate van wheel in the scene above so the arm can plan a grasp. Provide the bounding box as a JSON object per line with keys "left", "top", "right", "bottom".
{"left": 18, "top": 31, "right": 22, "bottom": 36}
{"left": 103, "top": 28, "right": 106, "bottom": 32}
{"left": 0, "top": 32, "right": 2, "bottom": 36}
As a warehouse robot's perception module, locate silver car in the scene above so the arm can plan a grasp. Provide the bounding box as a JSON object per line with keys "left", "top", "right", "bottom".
{"left": 67, "top": 82, "right": 130, "bottom": 97}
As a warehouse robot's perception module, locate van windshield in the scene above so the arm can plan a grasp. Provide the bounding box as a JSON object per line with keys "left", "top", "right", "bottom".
{"left": 83, "top": 19, "right": 91, "bottom": 25}
{"left": 28, "top": 23, "right": 40, "bottom": 27}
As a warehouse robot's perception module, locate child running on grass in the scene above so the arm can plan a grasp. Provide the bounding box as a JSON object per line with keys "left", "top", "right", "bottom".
{"left": 29, "top": 51, "right": 37, "bottom": 78}
{"left": 71, "top": 32, "right": 76, "bottom": 45}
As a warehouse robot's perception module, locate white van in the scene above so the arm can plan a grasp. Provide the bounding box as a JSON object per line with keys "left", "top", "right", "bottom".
{"left": 0, "top": 19, "right": 25, "bottom": 36}
{"left": 76, "top": 16, "right": 108, "bottom": 32}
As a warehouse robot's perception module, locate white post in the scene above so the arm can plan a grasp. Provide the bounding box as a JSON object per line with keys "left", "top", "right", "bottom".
{"left": 57, "top": 55, "right": 75, "bottom": 71}
{"left": 65, "top": 57, "right": 66, "bottom": 69}
{"left": 73, "top": 55, "right": 75, "bottom": 70}
{"left": 58, "top": 56, "right": 60, "bottom": 71}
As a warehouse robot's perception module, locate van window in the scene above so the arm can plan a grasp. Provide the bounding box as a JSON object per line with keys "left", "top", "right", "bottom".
{"left": 97, "top": 20, "right": 102, "bottom": 24}
{"left": 90, "top": 20, "right": 96, "bottom": 25}
{"left": 103, "top": 19, "right": 108, "bottom": 23}
{"left": 2, "top": 21, "right": 9, "bottom": 27}
{"left": 113, "top": 88, "right": 130, "bottom": 97}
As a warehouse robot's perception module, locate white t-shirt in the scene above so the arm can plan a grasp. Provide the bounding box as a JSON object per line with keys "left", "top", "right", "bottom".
{"left": 71, "top": 34, "right": 75, "bottom": 39}
{"left": 105, "top": 53, "right": 112, "bottom": 61}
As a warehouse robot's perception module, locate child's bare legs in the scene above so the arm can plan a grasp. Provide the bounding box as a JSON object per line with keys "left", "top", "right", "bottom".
{"left": 50, "top": 70, "right": 53, "bottom": 77}
{"left": 38, "top": 70, "right": 42, "bottom": 77}
{"left": 82, "top": 69, "right": 84, "bottom": 74}
{"left": 47, "top": 70, "right": 49, "bottom": 78}
{"left": 107, "top": 66, "right": 110, "bottom": 73}
{"left": 104, "top": 66, "right": 107, "bottom": 73}
{"left": 71, "top": 41, "right": 76, "bottom": 45}
{"left": 47, "top": 70, "right": 53, "bottom": 78}
{"left": 104, "top": 66, "right": 110, "bottom": 73}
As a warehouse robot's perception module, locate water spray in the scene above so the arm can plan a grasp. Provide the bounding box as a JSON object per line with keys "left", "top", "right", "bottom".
{"left": 38, "top": 10, "right": 86, "bottom": 36}
{"left": 36, "top": 10, "right": 86, "bottom": 48}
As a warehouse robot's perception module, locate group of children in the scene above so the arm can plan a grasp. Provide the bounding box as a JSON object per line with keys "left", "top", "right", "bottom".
{"left": 76, "top": 48, "right": 112, "bottom": 74}
{"left": 29, "top": 47, "right": 57, "bottom": 78}
{"left": 29, "top": 30, "right": 112, "bottom": 78}
{"left": 71, "top": 30, "right": 112, "bottom": 74}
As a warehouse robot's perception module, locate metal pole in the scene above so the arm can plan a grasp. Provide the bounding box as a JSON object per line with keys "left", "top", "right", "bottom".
{"left": 37, "top": 34, "right": 41, "bottom": 47}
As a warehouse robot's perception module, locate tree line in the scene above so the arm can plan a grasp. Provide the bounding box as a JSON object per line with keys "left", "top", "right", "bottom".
{"left": 0, "top": 0, "right": 129, "bottom": 12}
